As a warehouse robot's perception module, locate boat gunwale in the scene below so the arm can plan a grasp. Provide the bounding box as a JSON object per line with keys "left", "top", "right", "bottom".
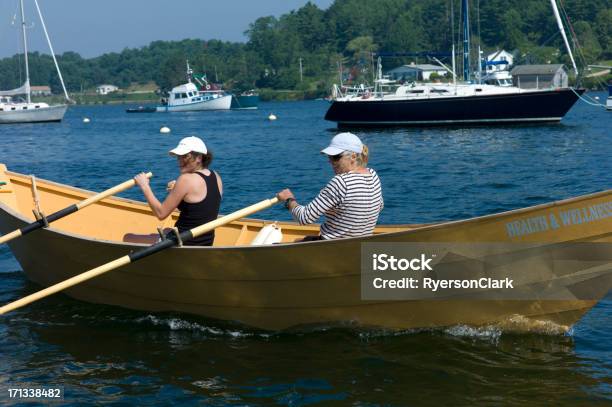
{"left": 2, "top": 169, "right": 612, "bottom": 250}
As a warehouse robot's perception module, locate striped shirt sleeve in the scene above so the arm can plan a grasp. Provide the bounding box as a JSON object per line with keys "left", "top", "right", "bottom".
{"left": 291, "top": 176, "right": 347, "bottom": 225}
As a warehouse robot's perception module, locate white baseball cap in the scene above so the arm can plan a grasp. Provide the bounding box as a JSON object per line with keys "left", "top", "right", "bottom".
{"left": 321, "top": 132, "right": 363, "bottom": 155}
{"left": 169, "top": 136, "right": 208, "bottom": 156}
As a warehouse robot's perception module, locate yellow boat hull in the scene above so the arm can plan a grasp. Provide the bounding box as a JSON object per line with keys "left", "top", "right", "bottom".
{"left": 0, "top": 164, "right": 610, "bottom": 331}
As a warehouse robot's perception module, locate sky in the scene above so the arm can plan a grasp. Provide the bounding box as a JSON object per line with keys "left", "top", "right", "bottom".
{"left": 0, "top": 0, "right": 334, "bottom": 58}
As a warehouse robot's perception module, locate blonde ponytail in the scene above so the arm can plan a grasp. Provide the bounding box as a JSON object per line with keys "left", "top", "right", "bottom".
{"left": 358, "top": 145, "right": 369, "bottom": 167}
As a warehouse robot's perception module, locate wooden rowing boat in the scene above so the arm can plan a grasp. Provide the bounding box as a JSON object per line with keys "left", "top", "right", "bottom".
{"left": 0, "top": 164, "right": 610, "bottom": 331}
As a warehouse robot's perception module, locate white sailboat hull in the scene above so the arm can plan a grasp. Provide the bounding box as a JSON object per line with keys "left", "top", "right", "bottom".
{"left": 157, "top": 95, "right": 232, "bottom": 112}
{"left": 0, "top": 104, "right": 67, "bottom": 124}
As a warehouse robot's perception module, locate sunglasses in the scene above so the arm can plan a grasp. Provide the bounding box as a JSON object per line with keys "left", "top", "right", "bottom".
{"left": 329, "top": 153, "right": 344, "bottom": 161}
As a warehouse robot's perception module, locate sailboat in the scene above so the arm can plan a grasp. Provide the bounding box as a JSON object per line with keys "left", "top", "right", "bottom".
{"left": 0, "top": 0, "right": 70, "bottom": 124}
{"left": 325, "top": 0, "right": 585, "bottom": 127}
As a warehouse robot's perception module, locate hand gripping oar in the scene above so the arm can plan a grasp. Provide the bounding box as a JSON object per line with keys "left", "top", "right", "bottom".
{"left": 0, "top": 197, "right": 279, "bottom": 315}
{"left": 0, "top": 173, "right": 153, "bottom": 245}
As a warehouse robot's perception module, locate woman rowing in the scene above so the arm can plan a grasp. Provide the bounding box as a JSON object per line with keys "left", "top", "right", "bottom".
{"left": 133, "top": 136, "right": 223, "bottom": 246}
{"left": 277, "top": 132, "right": 383, "bottom": 241}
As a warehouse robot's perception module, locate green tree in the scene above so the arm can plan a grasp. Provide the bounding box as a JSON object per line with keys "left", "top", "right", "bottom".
{"left": 500, "top": 9, "right": 529, "bottom": 50}
{"left": 573, "top": 21, "right": 602, "bottom": 63}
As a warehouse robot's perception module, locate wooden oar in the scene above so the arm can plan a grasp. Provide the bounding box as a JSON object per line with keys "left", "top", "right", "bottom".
{"left": 0, "top": 197, "right": 279, "bottom": 315}
{"left": 0, "top": 173, "right": 152, "bottom": 245}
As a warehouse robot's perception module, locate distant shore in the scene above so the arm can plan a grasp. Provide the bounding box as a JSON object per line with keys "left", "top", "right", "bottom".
{"left": 30, "top": 80, "right": 608, "bottom": 106}
{"left": 32, "top": 88, "right": 329, "bottom": 106}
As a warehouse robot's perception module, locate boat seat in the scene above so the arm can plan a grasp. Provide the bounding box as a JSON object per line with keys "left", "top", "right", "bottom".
{"left": 251, "top": 223, "right": 283, "bottom": 245}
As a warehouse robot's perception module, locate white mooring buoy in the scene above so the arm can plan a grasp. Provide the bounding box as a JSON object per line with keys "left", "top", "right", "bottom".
{"left": 82, "top": 117, "right": 90, "bottom": 123}
{"left": 268, "top": 114, "right": 277, "bottom": 121}
{"left": 160, "top": 126, "right": 171, "bottom": 134}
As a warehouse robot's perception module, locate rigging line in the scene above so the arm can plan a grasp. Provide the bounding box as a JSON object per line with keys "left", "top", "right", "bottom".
{"left": 450, "top": 0, "right": 454, "bottom": 47}
{"left": 520, "top": 32, "right": 559, "bottom": 63}
{"left": 539, "top": 31, "right": 560, "bottom": 48}
{"left": 570, "top": 87, "right": 605, "bottom": 108}
{"left": 558, "top": 0, "right": 588, "bottom": 68}
{"left": 10, "top": 6, "right": 23, "bottom": 86}
{"left": 555, "top": 0, "right": 588, "bottom": 88}
{"left": 476, "top": 0, "right": 481, "bottom": 82}
{"left": 33, "top": 0, "right": 71, "bottom": 103}
{"left": 557, "top": 0, "right": 607, "bottom": 90}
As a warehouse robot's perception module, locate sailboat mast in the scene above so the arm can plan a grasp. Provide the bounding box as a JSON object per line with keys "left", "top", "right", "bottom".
{"left": 462, "top": 0, "right": 470, "bottom": 81}
{"left": 550, "top": 0, "right": 578, "bottom": 76}
{"left": 19, "top": 0, "right": 31, "bottom": 103}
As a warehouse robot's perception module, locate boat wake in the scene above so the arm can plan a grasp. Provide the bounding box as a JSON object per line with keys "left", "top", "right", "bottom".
{"left": 134, "top": 314, "right": 272, "bottom": 339}
{"left": 130, "top": 313, "right": 572, "bottom": 341}
{"left": 353, "top": 314, "right": 573, "bottom": 343}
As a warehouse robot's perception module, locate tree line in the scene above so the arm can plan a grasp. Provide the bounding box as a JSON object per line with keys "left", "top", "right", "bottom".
{"left": 0, "top": 0, "right": 609, "bottom": 95}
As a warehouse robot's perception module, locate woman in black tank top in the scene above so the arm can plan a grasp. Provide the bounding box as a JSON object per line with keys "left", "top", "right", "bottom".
{"left": 134, "top": 136, "right": 223, "bottom": 246}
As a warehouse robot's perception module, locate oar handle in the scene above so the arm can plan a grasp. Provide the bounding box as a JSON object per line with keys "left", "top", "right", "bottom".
{"left": 0, "top": 230, "right": 22, "bottom": 245}
{"left": 0, "top": 196, "right": 280, "bottom": 315}
{"left": 77, "top": 172, "right": 152, "bottom": 209}
{"left": 0, "top": 256, "right": 132, "bottom": 315}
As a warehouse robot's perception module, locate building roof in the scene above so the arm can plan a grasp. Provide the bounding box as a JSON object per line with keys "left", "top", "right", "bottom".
{"left": 30, "top": 85, "right": 51, "bottom": 91}
{"left": 510, "top": 64, "right": 565, "bottom": 75}
{"left": 486, "top": 50, "right": 513, "bottom": 60}
{"left": 97, "top": 84, "right": 118, "bottom": 88}
{"left": 387, "top": 64, "right": 447, "bottom": 73}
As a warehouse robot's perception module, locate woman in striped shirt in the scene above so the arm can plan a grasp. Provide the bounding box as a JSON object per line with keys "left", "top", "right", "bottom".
{"left": 277, "top": 132, "right": 383, "bottom": 240}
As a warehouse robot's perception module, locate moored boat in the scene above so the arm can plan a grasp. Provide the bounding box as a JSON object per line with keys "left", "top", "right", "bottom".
{"left": 0, "top": 98, "right": 67, "bottom": 123}
{"left": 0, "top": 164, "right": 610, "bottom": 331}
{"left": 126, "top": 106, "right": 157, "bottom": 113}
{"left": 325, "top": 83, "right": 584, "bottom": 127}
{"left": 156, "top": 62, "right": 232, "bottom": 113}
{"left": 325, "top": 0, "right": 585, "bottom": 128}
{"left": 0, "top": 0, "right": 70, "bottom": 124}
{"left": 231, "top": 90, "right": 260, "bottom": 109}
{"left": 156, "top": 82, "right": 232, "bottom": 113}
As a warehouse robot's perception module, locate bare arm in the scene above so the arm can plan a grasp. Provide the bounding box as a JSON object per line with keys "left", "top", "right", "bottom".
{"left": 215, "top": 171, "right": 223, "bottom": 197}
{"left": 135, "top": 173, "right": 189, "bottom": 220}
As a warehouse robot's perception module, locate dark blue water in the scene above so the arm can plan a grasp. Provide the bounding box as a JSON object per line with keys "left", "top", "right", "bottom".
{"left": 0, "top": 96, "right": 610, "bottom": 405}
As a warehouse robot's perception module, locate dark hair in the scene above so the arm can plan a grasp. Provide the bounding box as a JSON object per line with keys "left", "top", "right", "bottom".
{"left": 191, "top": 151, "right": 213, "bottom": 169}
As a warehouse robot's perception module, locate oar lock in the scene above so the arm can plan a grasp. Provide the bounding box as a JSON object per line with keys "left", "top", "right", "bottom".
{"left": 156, "top": 226, "right": 183, "bottom": 247}
{"left": 32, "top": 209, "right": 49, "bottom": 228}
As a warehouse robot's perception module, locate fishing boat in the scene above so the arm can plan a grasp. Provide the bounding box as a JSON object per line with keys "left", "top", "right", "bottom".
{"left": 325, "top": 0, "right": 584, "bottom": 127}
{"left": 1, "top": 164, "right": 610, "bottom": 331}
{"left": 156, "top": 62, "right": 232, "bottom": 113}
{"left": 0, "top": 0, "right": 70, "bottom": 124}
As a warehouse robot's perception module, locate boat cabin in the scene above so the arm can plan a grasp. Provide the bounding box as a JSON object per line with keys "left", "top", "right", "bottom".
{"left": 510, "top": 64, "right": 568, "bottom": 89}
{"left": 168, "top": 82, "right": 221, "bottom": 106}
{"left": 386, "top": 64, "right": 448, "bottom": 82}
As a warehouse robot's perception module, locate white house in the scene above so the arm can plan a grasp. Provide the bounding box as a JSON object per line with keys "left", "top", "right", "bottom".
{"left": 96, "top": 84, "right": 119, "bottom": 95}
{"left": 386, "top": 63, "right": 448, "bottom": 82}
{"left": 30, "top": 85, "right": 52, "bottom": 96}
{"left": 485, "top": 50, "right": 514, "bottom": 73}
